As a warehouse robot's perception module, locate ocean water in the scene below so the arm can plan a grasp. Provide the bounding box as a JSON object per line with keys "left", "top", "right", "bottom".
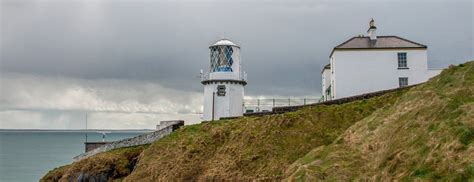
{"left": 0, "top": 131, "right": 146, "bottom": 182}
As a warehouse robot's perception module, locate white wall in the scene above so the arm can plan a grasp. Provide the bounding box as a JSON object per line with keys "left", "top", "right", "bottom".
{"left": 321, "top": 69, "right": 331, "bottom": 101}
{"left": 210, "top": 72, "right": 240, "bottom": 80}
{"left": 331, "top": 49, "right": 436, "bottom": 99}
{"left": 202, "top": 83, "right": 244, "bottom": 121}
{"left": 330, "top": 56, "right": 336, "bottom": 99}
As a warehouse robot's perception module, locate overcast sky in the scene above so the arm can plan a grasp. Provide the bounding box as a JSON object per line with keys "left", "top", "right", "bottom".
{"left": 1, "top": 0, "right": 473, "bottom": 129}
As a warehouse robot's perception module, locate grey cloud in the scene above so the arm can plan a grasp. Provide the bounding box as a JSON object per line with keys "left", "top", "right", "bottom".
{"left": 2, "top": 0, "right": 471, "bottom": 96}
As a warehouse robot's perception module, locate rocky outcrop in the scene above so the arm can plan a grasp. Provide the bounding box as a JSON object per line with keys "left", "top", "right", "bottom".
{"left": 72, "top": 155, "right": 139, "bottom": 182}
{"left": 41, "top": 145, "right": 146, "bottom": 182}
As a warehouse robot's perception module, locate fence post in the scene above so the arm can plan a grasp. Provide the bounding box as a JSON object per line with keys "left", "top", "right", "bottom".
{"left": 288, "top": 98, "right": 291, "bottom": 106}
{"left": 273, "top": 99, "right": 275, "bottom": 107}
{"left": 304, "top": 98, "right": 306, "bottom": 105}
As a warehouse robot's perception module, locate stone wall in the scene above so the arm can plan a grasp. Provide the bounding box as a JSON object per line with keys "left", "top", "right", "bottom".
{"left": 85, "top": 142, "right": 108, "bottom": 152}
{"left": 156, "top": 120, "right": 185, "bottom": 130}
{"left": 74, "top": 120, "right": 184, "bottom": 161}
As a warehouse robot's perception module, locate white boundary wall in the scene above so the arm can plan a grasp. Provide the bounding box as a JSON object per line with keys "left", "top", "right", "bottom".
{"left": 74, "top": 120, "right": 184, "bottom": 161}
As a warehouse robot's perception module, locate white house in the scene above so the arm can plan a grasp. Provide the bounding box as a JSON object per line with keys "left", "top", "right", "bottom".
{"left": 322, "top": 19, "right": 441, "bottom": 101}
{"left": 201, "top": 38, "right": 247, "bottom": 121}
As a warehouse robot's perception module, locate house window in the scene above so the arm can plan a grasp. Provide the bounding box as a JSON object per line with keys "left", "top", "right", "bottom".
{"left": 398, "top": 52, "right": 407, "bottom": 68}
{"left": 399, "top": 77, "right": 408, "bottom": 87}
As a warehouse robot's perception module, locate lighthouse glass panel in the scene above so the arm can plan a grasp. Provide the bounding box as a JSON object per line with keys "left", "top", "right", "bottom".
{"left": 210, "top": 46, "right": 233, "bottom": 72}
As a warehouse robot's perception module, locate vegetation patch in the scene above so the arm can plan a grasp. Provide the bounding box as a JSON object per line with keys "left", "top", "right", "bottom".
{"left": 458, "top": 126, "right": 474, "bottom": 145}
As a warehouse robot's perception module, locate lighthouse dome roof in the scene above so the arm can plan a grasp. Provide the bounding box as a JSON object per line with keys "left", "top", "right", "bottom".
{"left": 210, "top": 38, "right": 240, "bottom": 48}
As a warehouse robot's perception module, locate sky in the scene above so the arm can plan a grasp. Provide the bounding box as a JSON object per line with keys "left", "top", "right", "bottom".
{"left": 1, "top": 0, "right": 473, "bottom": 129}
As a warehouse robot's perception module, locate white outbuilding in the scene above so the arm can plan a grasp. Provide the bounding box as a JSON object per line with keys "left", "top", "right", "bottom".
{"left": 322, "top": 19, "right": 441, "bottom": 101}
{"left": 201, "top": 38, "right": 247, "bottom": 121}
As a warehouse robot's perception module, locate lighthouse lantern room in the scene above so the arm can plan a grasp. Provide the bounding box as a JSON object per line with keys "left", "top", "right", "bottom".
{"left": 201, "top": 39, "right": 247, "bottom": 121}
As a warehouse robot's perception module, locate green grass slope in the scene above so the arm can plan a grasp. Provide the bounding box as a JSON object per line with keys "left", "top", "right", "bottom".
{"left": 124, "top": 89, "right": 406, "bottom": 181}
{"left": 285, "top": 61, "right": 474, "bottom": 181}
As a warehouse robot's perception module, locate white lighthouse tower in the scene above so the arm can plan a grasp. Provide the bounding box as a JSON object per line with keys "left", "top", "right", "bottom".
{"left": 201, "top": 38, "right": 247, "bottom": 121}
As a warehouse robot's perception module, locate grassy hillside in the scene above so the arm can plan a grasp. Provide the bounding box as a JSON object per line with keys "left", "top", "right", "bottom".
{"left": 42, "top": 61, "right": 473, "bottom": 181}
{"left": 286, "top": 62, "right": 474, "bottom": 181}
{"left": 125, "top": 90, "right": 405, "bottom": 181}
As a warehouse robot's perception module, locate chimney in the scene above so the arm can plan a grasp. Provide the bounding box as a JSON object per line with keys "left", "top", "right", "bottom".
{"left": 367, "top": 18, "right": 377, "bottom": 40}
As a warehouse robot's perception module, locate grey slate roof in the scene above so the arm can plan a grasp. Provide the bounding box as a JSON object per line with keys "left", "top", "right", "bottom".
{"left": 335, "top": 36, "right": 427, "bottom": 49}
{"left": 329, "top": 36, "right": 427, "bottom": 58}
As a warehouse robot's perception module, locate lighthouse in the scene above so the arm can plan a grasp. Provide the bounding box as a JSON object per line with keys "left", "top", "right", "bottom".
{"left": 201, "top": 38, "right": 247, "bottom": 121}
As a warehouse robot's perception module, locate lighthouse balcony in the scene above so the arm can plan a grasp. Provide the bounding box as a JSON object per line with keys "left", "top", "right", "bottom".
{"left": 201, "top": 71, "right": 247, "bottom": 85}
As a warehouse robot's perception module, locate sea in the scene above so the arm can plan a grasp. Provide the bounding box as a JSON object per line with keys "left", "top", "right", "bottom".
{"left": 0, "top": 130, "right": 148, "bottom": 182}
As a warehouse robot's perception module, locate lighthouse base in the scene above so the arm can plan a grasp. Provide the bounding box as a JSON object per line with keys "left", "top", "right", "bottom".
{"left": 202, "top": 81, "right": 244, "bottom": 121}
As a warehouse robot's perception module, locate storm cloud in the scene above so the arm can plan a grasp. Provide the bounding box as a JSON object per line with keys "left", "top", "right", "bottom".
{"left": 1, "top": 0, "right": 473, "bottom": 129}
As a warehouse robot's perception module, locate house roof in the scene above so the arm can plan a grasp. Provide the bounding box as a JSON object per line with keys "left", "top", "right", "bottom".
{"left": 330, "top": 36, "right": 427, "bottom": 57}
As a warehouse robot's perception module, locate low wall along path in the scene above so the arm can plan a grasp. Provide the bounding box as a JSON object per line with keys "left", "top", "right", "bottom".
{"left": 244, "top": 84, "right": 419, "bottom": 117}
{"left": 74, "top": 120, "right": 184, "bottom": 161}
